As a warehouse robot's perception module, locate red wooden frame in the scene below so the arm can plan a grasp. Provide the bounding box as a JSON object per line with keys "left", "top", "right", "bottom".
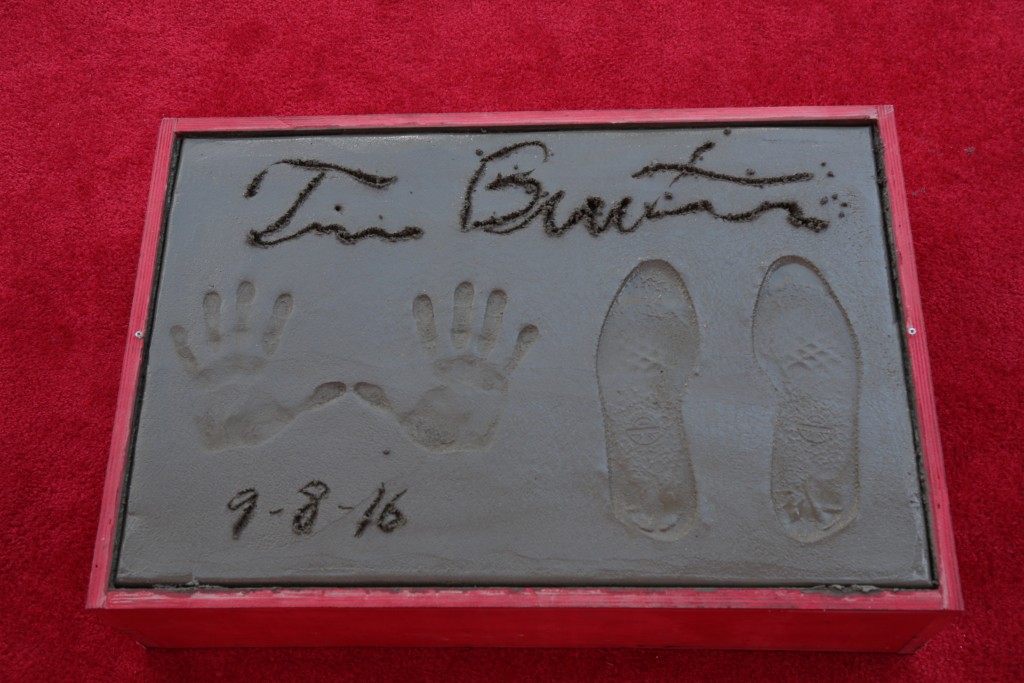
{"left": 88, "top": 106, "right": 961, "bottom": 651}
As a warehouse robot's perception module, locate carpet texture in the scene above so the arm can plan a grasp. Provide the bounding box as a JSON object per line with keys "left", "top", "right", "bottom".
{"left": 2, "top": 1, "right": 1022, "bottom": 680}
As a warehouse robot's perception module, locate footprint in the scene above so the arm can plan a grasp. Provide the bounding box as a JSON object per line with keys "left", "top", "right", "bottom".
{"left": 752, "top": 257, "right": 861, "bottom": 542}
{"left": 596, "top": 260, "right": 700, "bottom": 540}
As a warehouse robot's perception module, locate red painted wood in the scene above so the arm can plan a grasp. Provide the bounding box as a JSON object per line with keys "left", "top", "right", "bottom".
{"left": 88, "top": 118, "right": 176, "bottom": 611}
{"left": 172, "top": 105, "right": 881, "bottom": 134}
{"left": 101, "top": 584, "right": 945, "bottom": 611}
{"left": 89, "top": 107, "right": 960, "bottom": 650}
{"left": 99, "top": 605, "right": 940, "bottom": 651}
{"left": 877, "top": 105, "right": 963, "bottom": 615}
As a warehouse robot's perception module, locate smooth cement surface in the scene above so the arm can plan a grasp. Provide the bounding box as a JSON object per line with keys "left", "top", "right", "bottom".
{"left": 116, "top": 126, "right": 931, "bottom": 587}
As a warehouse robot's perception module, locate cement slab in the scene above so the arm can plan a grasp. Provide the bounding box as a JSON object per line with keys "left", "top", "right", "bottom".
{"left": 115, "top": 125, "right": 931, "bottom": 587}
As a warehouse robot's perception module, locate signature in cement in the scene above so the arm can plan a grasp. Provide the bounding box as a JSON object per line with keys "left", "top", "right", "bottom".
{"left": 244, "top": 159, "right": 423, "bottom": 247}
{"left": 461, "top": 139, "right": 828, "bottom": 236}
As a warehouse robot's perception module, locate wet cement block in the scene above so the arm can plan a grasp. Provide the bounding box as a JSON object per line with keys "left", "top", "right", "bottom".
{"left": 115, "top": 125, "right": 931, "bottom": 588}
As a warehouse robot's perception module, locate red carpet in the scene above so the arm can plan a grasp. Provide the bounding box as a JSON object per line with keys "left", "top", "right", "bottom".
{"left": 2, "top": 1, "right": 1022, "bottom": 680}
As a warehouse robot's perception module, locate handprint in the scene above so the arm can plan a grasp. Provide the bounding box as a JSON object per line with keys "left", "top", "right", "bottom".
{"left": 169, "top": 281, "right": 345, "bottom": 451}
{"left": 354, "top": 281, "right": 538, "bottom": 452}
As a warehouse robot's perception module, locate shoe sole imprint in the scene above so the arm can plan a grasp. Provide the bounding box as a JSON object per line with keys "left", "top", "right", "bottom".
{"left": 596, "top": 260, "right": 700, "bottom": 541}
{"left": 752, "top": 256, "right": 861, "bottom": 543}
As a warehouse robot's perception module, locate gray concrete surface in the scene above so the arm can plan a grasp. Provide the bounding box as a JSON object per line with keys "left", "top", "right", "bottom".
{"left": 116, "top": 125, "right": 931, "bottom": 587}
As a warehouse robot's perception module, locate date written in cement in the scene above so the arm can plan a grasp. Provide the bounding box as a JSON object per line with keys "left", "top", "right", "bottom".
{"left": 227, "top": 480, "right": 408, "bottom": 540}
